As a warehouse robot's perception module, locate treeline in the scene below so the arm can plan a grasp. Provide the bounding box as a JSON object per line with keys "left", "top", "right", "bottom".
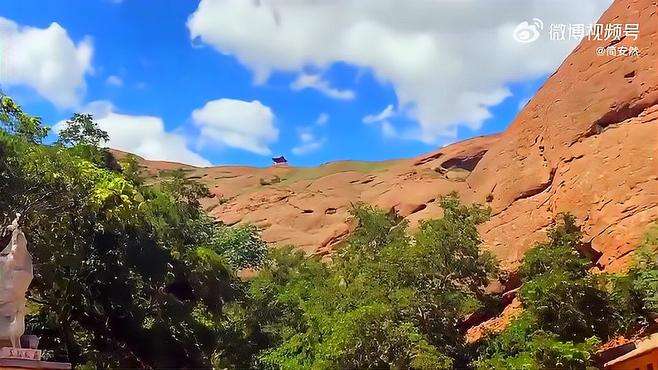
{"left": 1, "top": 94, "right": 657, "bottom": 369}
{"left": 246, "top": 208, "right": 658, "bottom": 369}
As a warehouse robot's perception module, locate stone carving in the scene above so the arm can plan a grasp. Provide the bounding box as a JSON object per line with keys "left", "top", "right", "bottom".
{"left": 0, "top": 214, "right": 33, "bottom": 348}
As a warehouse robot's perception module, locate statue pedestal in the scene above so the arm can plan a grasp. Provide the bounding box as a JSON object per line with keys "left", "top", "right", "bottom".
{"left": 0, "top": 348, "right": 41, "bottom": 361}
{"left": 0, "top": 348, "right": 70, "bottom": 369}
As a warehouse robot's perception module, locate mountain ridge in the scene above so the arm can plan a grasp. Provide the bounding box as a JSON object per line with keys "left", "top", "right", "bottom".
{"left": 121, "top": 0, "right": 657, "bottom": 273}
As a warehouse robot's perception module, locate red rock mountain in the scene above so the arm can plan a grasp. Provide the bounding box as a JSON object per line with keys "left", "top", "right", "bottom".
{"left": 127, "top": 0, "right": 657, "bottom": 273}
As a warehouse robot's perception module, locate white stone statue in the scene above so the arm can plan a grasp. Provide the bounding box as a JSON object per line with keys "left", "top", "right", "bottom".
{"left": 0, "top": 214, "right": 33, "bottom": 348}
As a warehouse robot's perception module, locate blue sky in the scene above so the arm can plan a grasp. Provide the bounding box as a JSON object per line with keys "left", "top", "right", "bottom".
{"left": 0, "top": 0, "right": 610, "bottom": 167}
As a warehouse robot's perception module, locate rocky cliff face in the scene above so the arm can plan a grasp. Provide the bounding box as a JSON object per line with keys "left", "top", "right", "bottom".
{"left": 129, "top": 0, "right": 657, "bottom": 273}
{"left": 467, "top": 0, "right": 658, "bottom": 271}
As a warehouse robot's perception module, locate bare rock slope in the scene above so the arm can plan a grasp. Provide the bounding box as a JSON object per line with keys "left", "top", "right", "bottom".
{"left": 132, "top": 0, "right": 657, "bottom": 272}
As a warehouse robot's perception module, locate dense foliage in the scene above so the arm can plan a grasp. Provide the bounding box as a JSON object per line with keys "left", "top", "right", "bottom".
{"left": 476, "top": 216, "right": 658, "bottom": 369}
{"left": 243, "top": 196, "right": 499, "bottom": 369}
{"left": 0, "top": 95, "right": 267, "bottom": 368}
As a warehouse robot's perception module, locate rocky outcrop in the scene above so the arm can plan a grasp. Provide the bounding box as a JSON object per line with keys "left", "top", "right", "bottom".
{"left": 128, "top": 0, "right": 657, "bottom": 273}
{"left": 466, "top": 0, "right": 658, "bottom": 271}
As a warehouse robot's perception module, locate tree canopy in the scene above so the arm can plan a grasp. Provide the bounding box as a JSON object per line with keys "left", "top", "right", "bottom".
{"left": 0, "top": 95, "right": 267, "bottom": 368}
{"left": 245, "top": 196, "right": 499, "bottom": 369}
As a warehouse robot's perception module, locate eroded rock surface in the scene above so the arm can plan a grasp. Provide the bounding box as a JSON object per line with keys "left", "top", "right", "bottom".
{"left": 124, "top": 0, "right": 657, "bottom": 272}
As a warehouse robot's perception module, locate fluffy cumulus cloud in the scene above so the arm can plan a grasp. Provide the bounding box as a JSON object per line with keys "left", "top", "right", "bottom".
{"left": 0, "top": 17, "right": 93, "bottom": 108}
{"left": 56, "top": 101, "right": 211, "bottom": 167}
{"left": 188, "top": 0, "right": 611, "bottom": 143}
{"left": 192, "top": 98, "right": 278, "bottom": 155}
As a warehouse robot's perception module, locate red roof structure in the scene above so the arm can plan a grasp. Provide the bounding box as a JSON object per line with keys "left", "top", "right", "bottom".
{"left": 603, "top": 333, "right": 658, "bottom": 369}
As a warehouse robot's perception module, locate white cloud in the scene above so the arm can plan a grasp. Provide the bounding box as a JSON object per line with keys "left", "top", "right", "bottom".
{"left": 191, "top": 98, "right": 278, "bottom": 155}
{"left": 292, "top": 114, "right": 328, "bottom": 155}
{"left": 315, "top": 113, "right": 329, "bottom": 126}
{"left": 0, "top": 17, "right": 93, "bottom": 108}
{"left": 363, "top": 105, "right": 399, "bottom": 138}
{"left": 290, "top": 73, "right": 355, "bottom": 100}
{"left": 363, "top": 104, "right": 395, "bottom": 124}
{"left": 55, "top": 100, "right": 211, "bottom": 167}
{"left": 188, "top": 0, "right": 611, "bottom": 142}
{"left": 106, "top": 75, "right": 123, "bottom": 87}
{"left": 292, "top": 130, "right": 324, "bottom": 155}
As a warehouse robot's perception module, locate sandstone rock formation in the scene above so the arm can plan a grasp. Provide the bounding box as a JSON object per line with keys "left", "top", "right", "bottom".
{"left": 123, "top": 0, "right": 657, "bottom": 274}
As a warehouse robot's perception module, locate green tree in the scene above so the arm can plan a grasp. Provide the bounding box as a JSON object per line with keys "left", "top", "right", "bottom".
{"left": 0, "top": 94, "right": 48, "bottom": 143}
{"left": 119, "top": 154, "right": 144, "bottom": 186}
{"left": 476, "top": 214, "right": 642, "bottom": 369}
{"left": 518, "top": 214, "right": 616, "bottom": 341}
{"left": 628, "top": 224, "right": 658, "bottom": 314}
{"left": 520, "top": 213, "right": 589, "bottom": 280}
{"left": 0, "top": 96, "right": 266, "bottom": 368}
{"left": 249, "top": 195, "right": 499, "bottom": 369}
{"left": 606, "top": 223, "right": 658, "bottom": 331}
{"left": 56, "top": 113, "right": 109, "bottom": 147}
{"left": 474, "top": 313, "right": 599, "bottom": 370}
{"left": 520, "top": 271, "right": 614, "bottom": 341}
